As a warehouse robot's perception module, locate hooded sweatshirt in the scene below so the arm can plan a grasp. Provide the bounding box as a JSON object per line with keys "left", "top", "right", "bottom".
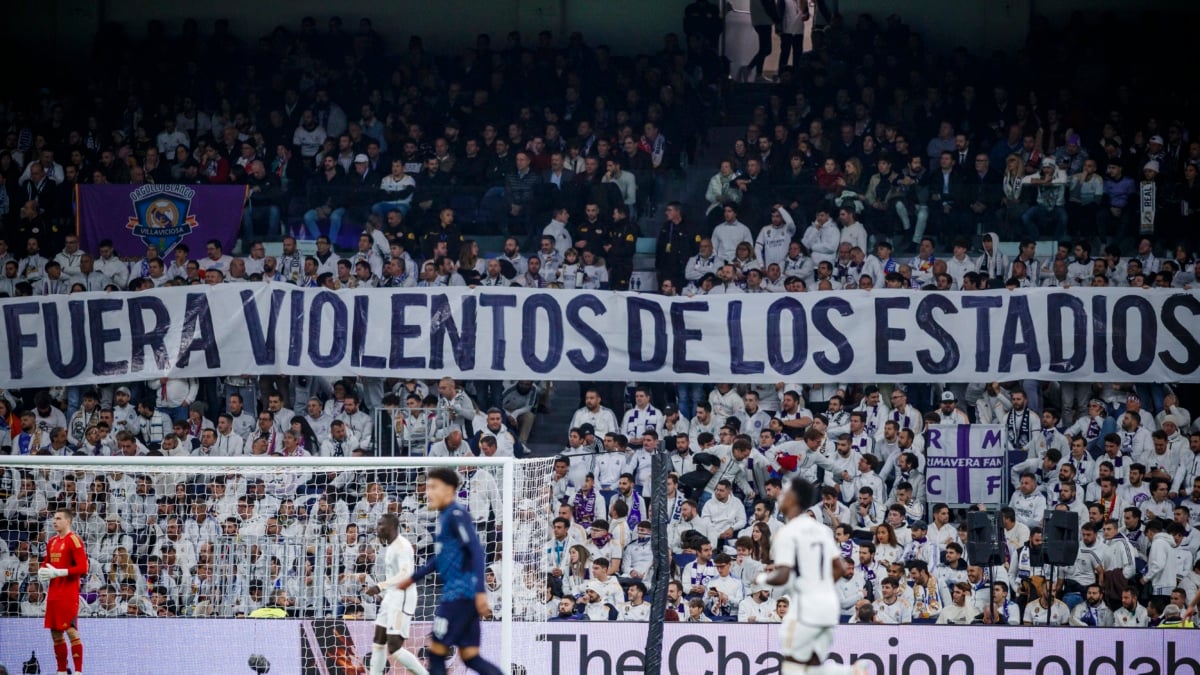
{"left": 801, "top": 217, "right": 840, "bottom": 266}
{"left": 976, "top": 232, "right": 1009, "bottom": 280}
{"left": 1145, "top": 531, "right": 1180, "bottom": 594}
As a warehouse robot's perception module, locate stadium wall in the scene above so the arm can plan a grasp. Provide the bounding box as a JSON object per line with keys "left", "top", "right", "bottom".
{"left": 11, "top": 0, "right": 1200, "bottom": 67}
{"left": 90, "top": 0, "right": 689, "bottom": 58}
{"left": 4, "top": 619, "right": 1200, "bottom": 674}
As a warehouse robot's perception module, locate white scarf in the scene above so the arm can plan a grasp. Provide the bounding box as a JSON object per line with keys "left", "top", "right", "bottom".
{"left": 1139, "top": 181, "right": 1157, "bottom": 234}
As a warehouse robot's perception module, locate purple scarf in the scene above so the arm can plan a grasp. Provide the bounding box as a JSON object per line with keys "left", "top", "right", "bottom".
{"left": 625, "top": 491, "right": 643, "bottom": 528}
{"left": 573, "top": 488, "right": 597, "bottom": 526}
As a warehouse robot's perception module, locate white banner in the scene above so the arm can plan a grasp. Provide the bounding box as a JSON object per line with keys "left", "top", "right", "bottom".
{"left": 925, "top": 425, "right": 1007, "bottom": 505}
{"left": 1, "top": 286, "right": 1198, "bottom": 387}
{"left": 4, "top": 619, "right": 1200, "bottom": 675}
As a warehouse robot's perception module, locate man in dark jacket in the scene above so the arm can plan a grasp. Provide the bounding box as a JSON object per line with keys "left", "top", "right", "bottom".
{"left": 412, "top": 156, "right": 452, "bottom": 220}
{"left": 928, "top": 151, "right": 967, "bottom": 243}
{"left": 963, "top": 153, "right": 1003, "bottom": 236}
{"left": 345, "top": 154, "right": 382, "bottom": 232}
{"left": 655, "top": 202, "right": 699, "bottom": 286}
{"left": 604, "top": 204, "right": 640, "bottom": 291}
{"left": 242, "top": 159, "right": 283, "bottom": 245}
{"left": 421, "top": 207, "right": 464, "bottom": 260}
{"left": 303, "top": 155, "right": 351, "bottom": 242}
{"left": 572, "top": 201, "right": 608, "bottom": 254}
{"left": 503, "top": 150, "right": 541, "bottom": 235}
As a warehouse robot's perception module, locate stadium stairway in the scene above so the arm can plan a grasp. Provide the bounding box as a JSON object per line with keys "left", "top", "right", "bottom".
{"left": 524, "top": 379, "right": 582, "bottom": 457}
{"left": 518, "top": 124, "right": 745, "bottom": 458}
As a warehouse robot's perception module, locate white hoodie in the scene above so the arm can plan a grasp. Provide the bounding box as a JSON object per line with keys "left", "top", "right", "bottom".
{"left": 1145, "top": 531, "right": 1180, "bottom": 594}
{"left": 712, "top": 220, "right": 754, "bottom": 265}
{"left": 802, "top": 219, "right": 840, "bottom": 265}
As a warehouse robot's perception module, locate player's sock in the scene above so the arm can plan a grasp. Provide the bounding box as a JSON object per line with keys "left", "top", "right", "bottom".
{"left": 390, "top": 646, "right": 428, "bottom": 675}
{"left": 462, "top": 655, "right": 502, "bottom": 675}
{"left": 427, "top": 653, "right": 447, "bottom": 675}
{"left": 54, "top": 641, "right": 69, "bottom": 673}
{"left": 70, "top": 636, "right": 83, "bottom": 674}
{"left": 370, "top": 644, "right": 387, "bottom": 675}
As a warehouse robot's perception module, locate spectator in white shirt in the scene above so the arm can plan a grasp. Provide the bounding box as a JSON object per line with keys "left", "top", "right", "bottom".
{"left": 569, "top": 389, "right": 620, "bottom": 439}
{"left": 543, "top": 208, "right": 574, "bottom": 256}
{"left": 980, "top": 581, "right": 1021, "bottom": 625}
{"left": 1120, "top": 410, "right": 1155, "bottom": 457}
{"left": 197, "top": 239, "right": 233, "bottom": 272}
{"left": 711, "top": 205, "right": 754, "bottom": 264}
{"left": 335, "top": 395, "right": 372, "bottom": 451}
{"left": 1069, "top": 584, "right": 1115, "bottom": 626}
{"left": 148, "top": 377, "right": 198, "bottom": 423}
{"left": 937, "top": 582, "right": 979, "bottom": 625}
{"left": 704, "top": 553, "right": 745, "bottom": 618}
{"left": 702, "top": 480, "right": 748, "bottom": 545}
{"left": 842, "top": 454, "right": 886, "bottom": 504}
{"left": 156, "top": 119, "right": 190, "bottom": 159}
{"left": 1010, "top": 473, "right": 1047, "bottom": 529}
{"left": 1023, "top": 583, "right": 1071, "bottom": 625}
{"left": 621, "top": 388, "right": 662, "bottom": 448}
{"left": 619, "top": 581, "right": 652, "bottom": 621}
{"left": 669, "top": 500, "right": 716, "bottom": 553}
{"left": 738, "top": 583, "right": 775, "bottom": 622}
{"left": 801, "top": 208, "right": 840, "bottom": 265}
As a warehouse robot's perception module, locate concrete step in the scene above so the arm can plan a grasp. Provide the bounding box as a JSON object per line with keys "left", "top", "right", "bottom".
{"left": 524, "top": 379, "right": 582, "bottom": 457}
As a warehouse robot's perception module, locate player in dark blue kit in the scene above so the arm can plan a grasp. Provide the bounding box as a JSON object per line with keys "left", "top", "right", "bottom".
{"left": 397, "top": 467, "right": 503, "bottom": 675}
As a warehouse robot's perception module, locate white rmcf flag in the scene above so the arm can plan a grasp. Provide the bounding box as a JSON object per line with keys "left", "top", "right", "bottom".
{"left": 924, "top": 425, "right": 1006, "bottom": 505}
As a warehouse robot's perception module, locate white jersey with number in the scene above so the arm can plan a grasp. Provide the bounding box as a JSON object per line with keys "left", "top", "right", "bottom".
{"left": 772, "top": 514, "right": 840, "bottom": 627}
{"left": 376, "top": 534, "right": 418, "bottom": 635}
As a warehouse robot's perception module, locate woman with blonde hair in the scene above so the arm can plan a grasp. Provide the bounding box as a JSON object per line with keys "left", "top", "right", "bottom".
{"left": 107, "top": 546, "right": 139, "bottom": 587}
{"left": 731, "top": 241, "right": 762, "bottom": 278}
{"left": 835, "top": 157, "right": 868, "bottom": 213}
{"left": 1001, "top": 153, "right": 1028, "bottom": 234}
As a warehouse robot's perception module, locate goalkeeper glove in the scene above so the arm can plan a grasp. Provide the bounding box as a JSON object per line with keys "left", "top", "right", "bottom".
{"left": 37, "top": 567, "right": 68, "bottom": 581}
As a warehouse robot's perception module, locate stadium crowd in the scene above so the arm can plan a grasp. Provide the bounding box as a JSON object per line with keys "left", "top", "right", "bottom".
{"left": 2, "top": 4, "right": 1200, "bottom": 628}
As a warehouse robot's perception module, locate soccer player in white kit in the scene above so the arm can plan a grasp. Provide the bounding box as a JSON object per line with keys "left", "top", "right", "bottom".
{"left": 367, "top": 512, "right": 428, "bottom": 675}
{"left": 756, "top": 478, "right": 866, "bottom": 675}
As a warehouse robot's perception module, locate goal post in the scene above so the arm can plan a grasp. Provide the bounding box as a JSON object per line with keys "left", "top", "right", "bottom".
{"left": 0, "top": 453, "right": 557, "bottom": 675}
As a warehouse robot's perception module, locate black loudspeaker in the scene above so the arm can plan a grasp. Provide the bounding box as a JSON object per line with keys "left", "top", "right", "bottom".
{"left": 1043, "top": 511, "right": 1080, "bottom": 566}
{"left": 966, "top": 510, "right": 1005, "bottom": 566}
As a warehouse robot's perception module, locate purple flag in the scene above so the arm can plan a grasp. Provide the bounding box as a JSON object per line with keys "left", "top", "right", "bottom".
{"left": 76, "top": 183, "right": 249, "bottom": 256}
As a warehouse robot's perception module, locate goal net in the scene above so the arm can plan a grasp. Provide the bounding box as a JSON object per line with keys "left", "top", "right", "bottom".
{"left": 0, "top": 454, "right": 556, "bottom": 675}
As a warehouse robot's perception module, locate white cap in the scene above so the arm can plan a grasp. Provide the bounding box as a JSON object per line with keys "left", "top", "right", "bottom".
{"left": 354, "top": 153, "right": 369, "bottom": 163}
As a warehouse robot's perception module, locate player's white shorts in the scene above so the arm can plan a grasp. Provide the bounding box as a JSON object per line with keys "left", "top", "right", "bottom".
{"left": 780, "top": 616, "right": 834, "bottom": 664}
{"left": 375, "top": 593, "right": 413, "bottom": 638}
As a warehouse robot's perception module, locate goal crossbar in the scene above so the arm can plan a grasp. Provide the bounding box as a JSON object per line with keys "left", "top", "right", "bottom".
{"left": 0, "top": 455, "right": 518, "bottom": 469}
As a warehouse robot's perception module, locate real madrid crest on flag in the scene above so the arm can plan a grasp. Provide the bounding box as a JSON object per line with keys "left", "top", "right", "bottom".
{"left": 125, "top": 184, "right": 200, "bottom": 256}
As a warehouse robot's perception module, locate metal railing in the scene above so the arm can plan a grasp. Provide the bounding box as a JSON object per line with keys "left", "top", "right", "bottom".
{"left": 372, "top": 406, "right": 453, "bottom": 457}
